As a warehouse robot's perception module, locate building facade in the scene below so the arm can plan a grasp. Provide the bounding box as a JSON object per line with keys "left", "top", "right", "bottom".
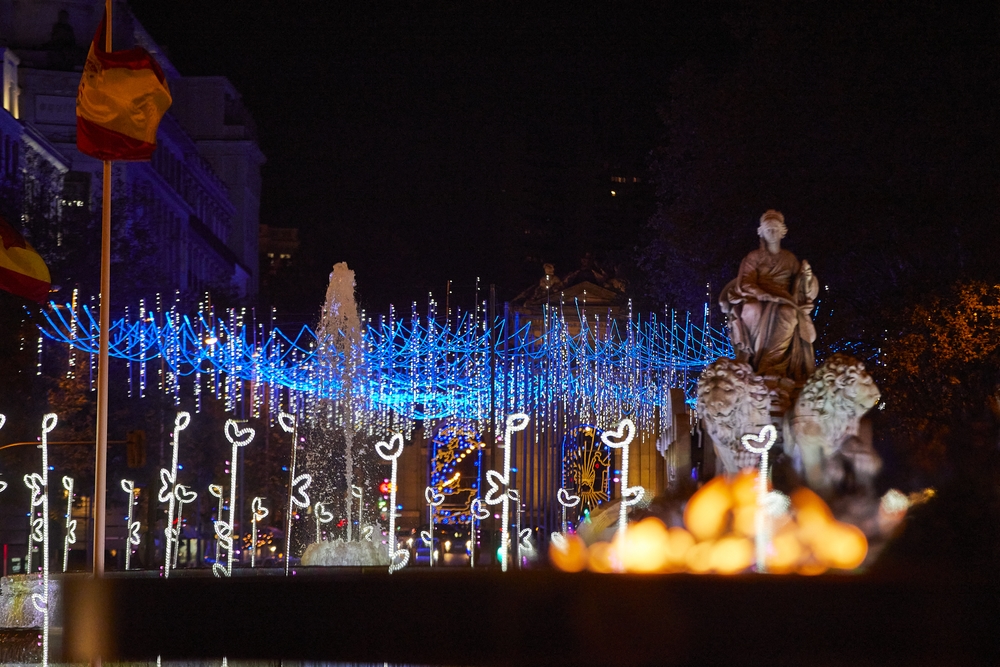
{"left": 0, "top": 0, "right": 264, "bottom": 301}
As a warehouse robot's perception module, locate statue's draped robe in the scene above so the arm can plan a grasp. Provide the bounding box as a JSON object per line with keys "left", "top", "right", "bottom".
{"left": 720, "top": 247, "right": 819, "bottom": 383}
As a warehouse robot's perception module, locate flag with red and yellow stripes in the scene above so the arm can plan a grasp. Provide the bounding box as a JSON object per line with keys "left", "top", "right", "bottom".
{"left": 76, "top": 14, "right": 171, "bottom": 161}
{"left": 0, "top": 213, "right": 51, "bottom": 302}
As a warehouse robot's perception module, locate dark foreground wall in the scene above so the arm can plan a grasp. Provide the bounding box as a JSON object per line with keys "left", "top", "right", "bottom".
{"left": 63, "top": 569, "right": 1000, "bottom": 666}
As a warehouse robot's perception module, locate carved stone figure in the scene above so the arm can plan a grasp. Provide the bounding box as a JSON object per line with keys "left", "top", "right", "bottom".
{"left": 720, "top": 210, "right": 819, "bottom": 384}
{"left": 696, "top": 357, "right": 773, "bottom": 474}
{"left": 788, "top": 354, "right": 881, "bottom": 495}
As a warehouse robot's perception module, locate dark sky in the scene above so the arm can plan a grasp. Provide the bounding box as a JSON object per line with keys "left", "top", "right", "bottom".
{"left": 129, "top": 2, "right": 736, "bottom": 314}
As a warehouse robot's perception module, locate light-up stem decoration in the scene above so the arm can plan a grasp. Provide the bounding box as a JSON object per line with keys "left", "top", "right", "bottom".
{"left": 173, "top": 484, "right": 198, "bottom": 569}
{"left": 313, "top": 502, "right": 333, "bottom": 543}
{"left": 0, "top": 414, "right": 6, "bottom": 496}
{"left": 556, "top": 487, "right": 581, "bottom": 535}
{"left": 600, "top": 417, "right": 645, "bottom": 567}
{"left": 160, "top": 411, "right": 191, "bottom": 579}
{"left": 250, "top": 497, "right": 268, "bottom": 567}
{"left": 278, "top": 412, "right": 307, "bottom": 576}
{"left": 208, "top": 483, "right": 225, "bottom": 565}
{"left": 375, "top": 433, "right": 409, "bottom": 573}
{"left": 121, "top": 479, "right": 140, "bottom": 571}
{"left": 484, "top": 412, "right": 530, "bottom": 572}
{"left": 422, "top": 486, "right": 445, "bottom": 567}
{"left": 213, "top": 420, "right": 255, "bottom": 577}
{"left": 28, "top": 413, "right": 56, "bottom": 667}
{"left": 468, "top": 498, "right": 489, "bottom": 568}
{"left": 741, "top": 424, "right": 777, "bottom": 573}
{"left": 61, "top": 476, "right": 76, "bottom": 573}
{"left": 508, "top": 489, "right": 525, "bottom": 569}
{"left": 349, "top": 484, "right": 363, "bottom": 542}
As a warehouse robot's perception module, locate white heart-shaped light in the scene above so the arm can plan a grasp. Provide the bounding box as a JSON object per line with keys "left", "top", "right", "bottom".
{"left": 601, "top": 418, "right": 636, "bottom": 449}
{"left": 208, "top": 483, "right": 224, "bottom": 499}
{"left": 424, "top": 486, "right": 445, "bottom": 506}
{"left": 505, "top": 412, "right": 530, "bottom": 435}
{"left": 351, "top": 485, "right": 363, "bottom": 499}
{"left": 42, "top": 412, "right": 58, "bottom": 434}
{"left": 214, "top": 520, "right": 232, "bottom": 542}
{"left": 174, "top": 411, "right": 191, "bottom": 432}
{"left": 0, "top": 481, "right": 7, "bottom": 494}
{"left": 556, "top": 487, "right": 581, "bottom": 508}
{"left": 314, "top": 502, "right": 333, "bottom": 523}
{"left": 290, "top": 474, "right": 312, "bottom": 509}
{"left": 278, "top": 411, "right": 295, "bottom": 434}
{"left": 252, "top": 497, "right": 269, "bottom": 521}
{"left": 31, "top": 593, "right": 47, "bottom": 612}
{"left": 66, "top": 519, "right": 77, "bottom": 544}
{"left": 518, "top": 528, "right": 532, "bottom": 549}
{"left": 763, "top": 490, "right": 791, "bottom": 517}
{"left": 470, "top": 498, "right": 490, "bottom": 520}
{"left": 165, "top": 526, "right": 178, "bottom": 541}
{"left": 389, "top": 548, "right": 410, "bottom": 573}
{"left": 420, "top": 530, "right": 433, "bottom": 547}
{"left": 174, "top": 484, "right": 197, "bottom": 503}
{"left": 622, "top": 485, "right": 646, "bottom": 507}
{"left": 128, "top": 521, "right": 141, "bottom": 545}
{"left": 361, "top": 525, "right": 374, "bottom": 541}
{"left": 157, "top": 468, "right": 175, "bottom": 502}
{"left": 121, "top": 479, "right": 135, "bottom": 494}
{"left": 483, "top": 469, "right": 508, "bottom": 505}
{"left": 212, "top": 562, "right": 229, "bottom": 578}
{"left": 30, "top": 517, "right": 44, "bottom": 542}
{"left": 61, "top": 476, "right": 73, "bottom": 491}
{"left": 376, "top": 433, "right": 405, "bottom": 460}
{"left": 741, "top": 424, "right": 776, "bottom": 454}
{"left": 550, "top": 532, "right": 568, "bottom": 552}
{"left": 508, "top": 489, "right": 520, "bottom": 504}
{"left": 23, "top": 473, "right": 44, "bottom": 506}
{"left": 0, "top": 413, "right": 6, "bottom": 431}
{"left": 225, "top": 419, "right": 255, "bottom": 446}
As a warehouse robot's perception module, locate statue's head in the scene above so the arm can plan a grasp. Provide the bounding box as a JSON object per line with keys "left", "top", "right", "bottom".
{"left": 757, "top": 210, "right": 788, "bottom": 243}
{"left": 543, "top": 263, "right": 556, "bottom": 276}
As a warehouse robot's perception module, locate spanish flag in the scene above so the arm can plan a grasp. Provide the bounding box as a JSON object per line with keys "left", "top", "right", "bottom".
{"left": 0, "top": 213, "right": 51, "bottom": 303}
{"left": 76, "top": 14, "right": 171, "bottom": 161}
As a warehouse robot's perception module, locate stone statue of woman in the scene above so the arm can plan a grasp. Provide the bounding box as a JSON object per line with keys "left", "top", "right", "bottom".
{"left": 720, "top": 210, "right": 819, "bottom": 384}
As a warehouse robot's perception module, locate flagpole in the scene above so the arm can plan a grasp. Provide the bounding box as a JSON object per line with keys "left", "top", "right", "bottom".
{"left": 93, "top": 0, "right": 112, "bottom": 581}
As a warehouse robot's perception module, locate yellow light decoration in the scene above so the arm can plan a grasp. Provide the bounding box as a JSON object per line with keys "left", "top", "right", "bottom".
{"left": 683, "top": 476, "right": 732, "bottom": 541}
{"left": 549, "top": 533, "right": 589, "bottom": 573}
{"left": 708, "top": 535, "right": 753, "bottom": 574}
{"left": 620, "top": 517, "right": 671, "bottom": 573}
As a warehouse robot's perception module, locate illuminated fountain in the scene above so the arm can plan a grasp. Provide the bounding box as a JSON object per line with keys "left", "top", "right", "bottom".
{"left": 300, "top": 262, "right": 390, "bottom": 567}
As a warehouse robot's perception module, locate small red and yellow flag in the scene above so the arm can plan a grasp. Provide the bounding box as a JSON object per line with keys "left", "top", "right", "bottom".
{"left": 0, "top": 212, "right": 51, "bottom": 302}
{"left": 76, "top": 14, "right": 172, "bottom": 161}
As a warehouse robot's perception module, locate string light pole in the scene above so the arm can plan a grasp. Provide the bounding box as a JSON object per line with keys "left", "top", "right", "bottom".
{"left": 484, "top": 412, "right": 530, "bottom": 572}
{"left": 601, "top": 417, "right": 645, "bottom": 571}
{"left": 376, "top": 433, "right": 408, "bottom": 573}
{"left": 213, "top": 420, "right": 255, "bottom": 577}
{"left": 61, "top": 476, "right": 76, "bottom": 573}
{"left": 468, "top": 498, "right": 489, "bottom": 568}
{"left": 741, "top": 424, "right": 778, "bottom": 572}
{"left": 250, "top": 497, "right": 268, "bottom": 567}
{"left": 160, "top": 411, "right": 191, "bottom": 578}
{"left": 121, "top": 479, "right": 140, "bottom": 571}
{"left": 422, "top": 486, "right": 445, "bottom": 567}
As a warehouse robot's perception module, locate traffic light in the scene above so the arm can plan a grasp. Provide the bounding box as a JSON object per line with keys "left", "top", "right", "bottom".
{"left": 126, "top": 429, "right": 146, "bottom": 468}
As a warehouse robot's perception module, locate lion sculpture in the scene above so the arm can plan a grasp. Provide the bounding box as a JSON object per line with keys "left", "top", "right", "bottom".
{"left": 696, "top": 357, "right": 772, "bottom": 474}
{"left": 788, "top": 353, "right": 881, "bottom": 495}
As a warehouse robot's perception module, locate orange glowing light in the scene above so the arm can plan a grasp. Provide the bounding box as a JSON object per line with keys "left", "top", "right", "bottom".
{"left": 549, "top": 534, "right": 589, "bottom": 573}
{"left": 709, "top": 534, "right": 754, "bottom": 574}
{"left": 621, "top": 517, "right": 671, "bottom": 573}
{"left": 683, "top": 476, "right": 732, "bottom": 541}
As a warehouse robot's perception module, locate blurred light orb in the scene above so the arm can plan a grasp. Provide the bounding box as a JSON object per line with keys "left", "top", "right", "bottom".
{"left": 684, "top": 476, "right": 732, "bottom": 541}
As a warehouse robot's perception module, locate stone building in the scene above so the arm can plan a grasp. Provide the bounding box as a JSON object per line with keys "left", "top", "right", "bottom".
{"left": 0, "top": 0, "right": 264, "bottom": 300}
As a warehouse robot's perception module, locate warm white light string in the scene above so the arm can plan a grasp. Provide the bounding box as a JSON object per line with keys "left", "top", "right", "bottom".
{"left": 160, "top": 411, "right": 191, "bottom": 578}
{"left": 469, "top": 498, "right": 489, "bottom": 568}
{"left": 251, "top": 497, "right": 268, "bottom": 567}
{"left": 61, "top": 476, "right": 76, "bottom": 573}
{"left": 0, "top": 414, "right": 7, "bottom": 495}
{"left": 601, "top": 417, "right": 645, "bottom": 570}
{"left": 208, "top": 483, "right": 225, "bottom": 567}
{"left": 349, "top": 484, "right": 363, "bottom": 542}
{"left": 485, "top": 412, "right": 530, "bottom": 572}
{"left": 27, "top": 413, "right": 56, "bottom": 667}
{"left": 121, "top": 479, "right": 140, "bottom": 571}
{"left": 556, "top": 487, "right": 581, "bottom": 536}
{"left": 313, "top": 501, "right": 333, "bottom": 543}
{"left": 741, "top": 424, "right": 777, "bottom": 572}
{"left": 173, "top": 484, "right": 197, "bottom": 568}
{"left": 422, "top": 486, "right": 445, "bottom": 566}
{"left": 213, "top": 420, "right": 255, "bottom": 577}
{"left": 376, "top": 433, "right": 409, "bottom": 573}
{"left": 278, "top": 412, "right": 303, "bottom": 576}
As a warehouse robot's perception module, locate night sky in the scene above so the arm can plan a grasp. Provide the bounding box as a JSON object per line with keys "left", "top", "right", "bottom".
{"left": 129, "top": 2, "right": 736, "bottom": 314}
